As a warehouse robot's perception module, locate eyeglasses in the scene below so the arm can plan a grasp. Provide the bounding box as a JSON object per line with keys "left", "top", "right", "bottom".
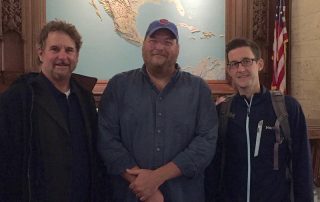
{"left": 227, "top": 58, "right": 258, "bottom": 70}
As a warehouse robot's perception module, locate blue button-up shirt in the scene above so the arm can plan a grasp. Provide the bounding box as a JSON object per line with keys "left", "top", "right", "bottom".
{"left": 98, "top": 65, "right": 218, "bottom": 202}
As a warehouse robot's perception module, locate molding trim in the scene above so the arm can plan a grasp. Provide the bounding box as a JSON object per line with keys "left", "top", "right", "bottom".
{"left": 22, "top": 0, "right": 46, "bottom": 72}
{"left": 253, "top": 0, "right": 267, "bottom": 43}
{"left": 92, "top": 80, "right": 235, "bottom": 106}
{"left": 2, "top": 0, "right": 22, "bottom": 34}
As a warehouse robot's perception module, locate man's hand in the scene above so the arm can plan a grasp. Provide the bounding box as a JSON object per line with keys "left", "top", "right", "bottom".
{"left": 127, "top": 168, "right": 163, "bottom": 200}
{"left": 145, "top": 190, "right": 164, "bottom": 202}
{"left": 125, "top": 162, "right": 181, "bottom": 201}
{"left": 121, "top": 166, "right": 139, "bottom": 183}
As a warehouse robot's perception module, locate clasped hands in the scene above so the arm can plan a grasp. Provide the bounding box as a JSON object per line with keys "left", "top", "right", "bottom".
{"left": 126, "top": 168, "right": 164, "bottom": 202}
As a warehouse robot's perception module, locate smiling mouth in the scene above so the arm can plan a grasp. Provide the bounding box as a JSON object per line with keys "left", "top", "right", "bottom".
{"left": 151, "top": 51, "right": 166, "bottom": 56}
{"left": 152, "top": 55, "right": 167, "bottom": 60}
{"left": 237, "top": 74, "right": 249, "bottom": 78}
{"left": 55, "top": 64, "right": 69, "bottom": 67}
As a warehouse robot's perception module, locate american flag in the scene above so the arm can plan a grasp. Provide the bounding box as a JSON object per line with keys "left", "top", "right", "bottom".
{"left": 271, "top": 0, "right": 288, "bottom": 93}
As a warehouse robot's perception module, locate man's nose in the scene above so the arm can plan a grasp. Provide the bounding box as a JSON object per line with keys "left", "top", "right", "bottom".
{"left": 57, "top": 50, "right": 68, "bottom": 59}
{"left": 154, "top": 41, "right": 165, "bottom": 50}
{"left": 237, "top": 63, "right": 246, "bottom": 71}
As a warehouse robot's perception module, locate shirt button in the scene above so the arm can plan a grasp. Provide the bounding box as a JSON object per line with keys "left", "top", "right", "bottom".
{"left": 159, "top": 96, "right": 163, "bottom": 101}
{"left": 156, "top": 147, "right": 161, "bottom": 152}
{"left": 158, "top": 112, "right": 162, "bottom": 116}
{"left": 157, "top": 129, "right": 161, "bottom": 133}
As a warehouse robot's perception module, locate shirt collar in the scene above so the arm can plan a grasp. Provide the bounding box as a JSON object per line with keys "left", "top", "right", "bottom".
{"left": 141, "top": 63, "right": 181, "bottom": 83}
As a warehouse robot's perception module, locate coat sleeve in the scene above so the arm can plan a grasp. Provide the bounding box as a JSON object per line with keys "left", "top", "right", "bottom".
{"left": 286, "top": 96, "right": 314, "bottom": 202}
{"left": 97, "top": 77, "right": 137, "bottom": 175}
{"left": 204, "top": 127, "right": 224, "bottom": 202}
{"left": 172, "top": 80, "right": 219, "bottom": 177}
{"left": 0, "top": 85, "right": 31, "bottom": 201}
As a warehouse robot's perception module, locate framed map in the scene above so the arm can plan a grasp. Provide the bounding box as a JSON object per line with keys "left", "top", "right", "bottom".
{"left": 47, "top": 0, "right": 225, "bottom": 80}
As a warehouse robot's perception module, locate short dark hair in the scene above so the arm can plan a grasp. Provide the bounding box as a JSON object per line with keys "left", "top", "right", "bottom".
{"left": 226, "top": 38, "right": 261, "bottom": 62}
{"left": 37, "top": 20, "right": 82, "bottom": 52}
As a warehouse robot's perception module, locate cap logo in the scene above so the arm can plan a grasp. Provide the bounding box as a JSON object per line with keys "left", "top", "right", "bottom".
{"left": 145, "top": 19, "right": 178, "bottom": 41}
{"left": 159, "top": 19, "right": 169, "bottom": 25}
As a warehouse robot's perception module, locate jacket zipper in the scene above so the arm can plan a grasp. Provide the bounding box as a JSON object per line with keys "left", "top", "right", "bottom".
{"left": 244, "top": 96, "right": 253, "bottom": 202}
{"left": 27, "top": 85, "right": 34, "bottom": 201}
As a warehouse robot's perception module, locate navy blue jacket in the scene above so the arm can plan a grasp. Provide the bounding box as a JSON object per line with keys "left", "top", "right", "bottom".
{"left": 205, "top": 86, "right": 313, "bottom": 202}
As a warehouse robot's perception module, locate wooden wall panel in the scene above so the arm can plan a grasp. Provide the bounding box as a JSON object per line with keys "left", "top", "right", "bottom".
{"left": 22, "top": 0, "right": 46, "bottom": 73}
{"left": 0, "top": 0, "right": 45, "bottom": 93}
{"left": 0, "top": 0, "right": 24, "bottom": 92}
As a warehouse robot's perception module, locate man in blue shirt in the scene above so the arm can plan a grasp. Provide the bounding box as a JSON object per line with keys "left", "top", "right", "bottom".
{"left": 98, "top": 19, "right": 218, "bottom": 202}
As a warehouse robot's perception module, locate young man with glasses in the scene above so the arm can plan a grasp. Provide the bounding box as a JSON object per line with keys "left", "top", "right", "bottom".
{"left": 205, "top": 38, "right": 313, "bottom": 202}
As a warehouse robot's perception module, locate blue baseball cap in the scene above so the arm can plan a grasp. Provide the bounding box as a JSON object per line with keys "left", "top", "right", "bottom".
{"left": 145, "top": 19, "right": 179, "bottom": 40}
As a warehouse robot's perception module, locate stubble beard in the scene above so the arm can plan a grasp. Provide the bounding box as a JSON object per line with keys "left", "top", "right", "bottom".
{"left": 52, "top": 65, "right": 74, "bottom": 82}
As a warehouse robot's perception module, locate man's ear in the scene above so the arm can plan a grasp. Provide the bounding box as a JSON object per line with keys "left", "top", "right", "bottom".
{"left": 37, "top": 48, "right": 43, "bottom": 63}
{"left": 258, "top": 58, "right": 264, "bottom": 71}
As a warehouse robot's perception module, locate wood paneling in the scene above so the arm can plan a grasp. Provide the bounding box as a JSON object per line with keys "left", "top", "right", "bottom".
{"left": 93, "top": 80, "right": 235, "bottom": 107}
{"left": 0, "top": 0, "right": 23, "bottom": 92}
{"left": 22, "top": 0, "right": 46, "bottom": 73}
{"left": 0, "top": 0, "right": 45, "bottom": 93}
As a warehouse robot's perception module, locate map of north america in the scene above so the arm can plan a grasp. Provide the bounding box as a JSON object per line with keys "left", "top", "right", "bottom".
{"left": 90, "top": 0, "right": 217, "bottom": 46}
{"left": 89, "top": 0, "right": 226, "bottom": 80}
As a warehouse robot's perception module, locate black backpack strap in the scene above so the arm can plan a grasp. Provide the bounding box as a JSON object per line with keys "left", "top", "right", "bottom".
{"left": 219, "top": 94, "right": 235, "bottom": 139}
{"left": 217, "top": 94, "right": 235, "bottom": 194}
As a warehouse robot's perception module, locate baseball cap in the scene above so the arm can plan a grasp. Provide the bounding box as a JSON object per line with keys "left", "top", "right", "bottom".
{"left": 145, "top": 19, "right": 179, "bottom": 40}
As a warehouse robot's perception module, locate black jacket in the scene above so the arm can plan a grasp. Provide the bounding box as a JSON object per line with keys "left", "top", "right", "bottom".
{"left": 0, "top": 73, "right": 109, "bottom": 202}
{"left": 205, "top": 87, "right": 313, "bottom": 202}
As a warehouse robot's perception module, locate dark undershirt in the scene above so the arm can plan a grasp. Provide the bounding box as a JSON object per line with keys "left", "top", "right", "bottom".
{"left": 41, "top": 74, "right": 90, "bottom": 202}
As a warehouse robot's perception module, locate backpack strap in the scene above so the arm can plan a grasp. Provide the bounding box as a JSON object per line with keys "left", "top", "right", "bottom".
{"left": 217, "top": 94, "right": 235, "bottom": 194}
{"left": 270, "top": 91, "right": 291, "bottom": 148}
{"left": 219, "top": 94, "right": 235, "bottom": 139}
{"left": 270, "top": 90, "right": 294, "bottom": 201}
{"left": 270, "top": 90, "right": 292, "bottom": 169}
